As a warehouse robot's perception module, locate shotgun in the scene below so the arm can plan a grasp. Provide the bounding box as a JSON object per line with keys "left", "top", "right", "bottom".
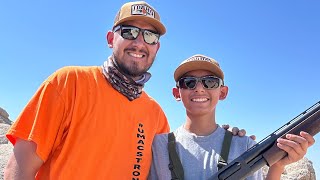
{"left": 210, "top": 101, "right": 320, "bottom": 180}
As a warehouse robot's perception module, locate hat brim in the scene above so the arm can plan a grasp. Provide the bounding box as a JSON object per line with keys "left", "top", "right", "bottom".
{"left": 114, "top": 16, "right": 166, "bottom": 35}
{"left": 174, "top": 61, "right": 224, "bottom": 81}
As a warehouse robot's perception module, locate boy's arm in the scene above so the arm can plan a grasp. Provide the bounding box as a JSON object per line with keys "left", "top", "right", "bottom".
{"left": 265, "top": 131, "right": 315, "bottom": 180}
{"left": 4, "top": 138, "right": 44, "bottom": 180}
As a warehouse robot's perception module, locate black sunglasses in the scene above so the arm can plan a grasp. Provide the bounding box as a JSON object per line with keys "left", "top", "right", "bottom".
{"left": 113, "top": 25, "right": 160, "bottom": 45}
{"left": 177, "top": 76, "right": 224, "bottom": 90}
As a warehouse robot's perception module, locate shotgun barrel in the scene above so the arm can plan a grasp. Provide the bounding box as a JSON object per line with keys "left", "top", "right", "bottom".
{"left": 209, "top": 101, "right": 320, "bottom": 180}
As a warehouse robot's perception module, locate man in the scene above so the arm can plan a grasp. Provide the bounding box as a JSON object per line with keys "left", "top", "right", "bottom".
{"left": 5, "top": 1, "right": 169, "bottom": 179}
{"left": 5, "top": 2, "right": 247, "bottom": 179}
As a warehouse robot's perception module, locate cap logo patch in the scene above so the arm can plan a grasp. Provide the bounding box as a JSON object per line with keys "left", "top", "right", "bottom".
{"left": 131, "top": 4, "right": 155, "bottom": 18}
{"left": 187, "top": 56, "right": 211, "bottom": 62}
{"left": 185, "top": 55, "right": 220, "bottom": 66}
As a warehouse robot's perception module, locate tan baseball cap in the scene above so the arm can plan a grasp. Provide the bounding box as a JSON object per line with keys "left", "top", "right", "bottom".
{"left": 113, "top": 1, "right": 166, "bottom": 35}
{"left": 174, "top": 54, "right": 224, "bottom": 81}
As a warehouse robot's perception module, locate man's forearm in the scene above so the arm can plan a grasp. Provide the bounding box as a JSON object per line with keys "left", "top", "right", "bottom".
{"left": 4, "top": 154, "right": 38, "bottom": 180}
{"left": 4, "top": 139, "right": 44, "bottom": 180}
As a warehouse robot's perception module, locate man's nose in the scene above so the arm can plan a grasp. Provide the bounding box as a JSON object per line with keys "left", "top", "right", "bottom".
{"left": 133, "top": 32, "right": 145, "bottom": 45}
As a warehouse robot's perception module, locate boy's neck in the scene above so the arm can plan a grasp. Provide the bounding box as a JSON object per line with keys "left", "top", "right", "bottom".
{"left": 184, "top": 114, "right": 217, "bottom": 136}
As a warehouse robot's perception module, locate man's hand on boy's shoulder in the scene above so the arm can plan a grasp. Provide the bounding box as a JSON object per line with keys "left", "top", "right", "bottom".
{"left": 222, "top": 124, "right": 256, "bottom": 140}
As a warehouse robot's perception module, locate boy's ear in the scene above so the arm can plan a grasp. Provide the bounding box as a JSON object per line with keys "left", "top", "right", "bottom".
{"left": 106, "top": 31, "right": 114, "bottom": 48}
{"left": 219, "top": 86, "right": 229, "bottom": 100}
{"left": 172, "top": 87, "right": 181, "bottom": 101}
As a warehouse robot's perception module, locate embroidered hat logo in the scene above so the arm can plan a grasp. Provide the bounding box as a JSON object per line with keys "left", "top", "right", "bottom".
{"left": 113, "top": 1, "right": 166, "bottom": 35}
{"left": 186, "top": 56, "right": 212, "bottom": 63}
{"left": 131, "top": 4, "right": 155, "bottom": 18}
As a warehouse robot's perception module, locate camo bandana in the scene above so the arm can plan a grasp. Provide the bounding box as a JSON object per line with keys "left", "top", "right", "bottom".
{"left": 102, "top": 56, "right": 151, "bottom": 101}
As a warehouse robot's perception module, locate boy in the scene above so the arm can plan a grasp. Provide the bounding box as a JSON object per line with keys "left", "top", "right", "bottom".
{"left": 149, "top": 54, "right": 314, "bottom": 180}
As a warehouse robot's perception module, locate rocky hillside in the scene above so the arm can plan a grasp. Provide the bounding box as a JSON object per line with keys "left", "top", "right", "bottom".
{"left": 0, "top": 123, "right": 13, "bottom": 180}
{"left": 0, "top": 107, "right": 317, "bottom": 179}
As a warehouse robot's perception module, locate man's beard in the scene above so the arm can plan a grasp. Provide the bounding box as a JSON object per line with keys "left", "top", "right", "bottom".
{"left": 113, "top": 54, "right": 155, "bottom": 77}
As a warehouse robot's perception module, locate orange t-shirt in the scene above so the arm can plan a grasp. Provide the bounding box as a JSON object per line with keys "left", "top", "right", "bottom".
{"left": 7, "top": 66, "right": 170, "bottom": 179}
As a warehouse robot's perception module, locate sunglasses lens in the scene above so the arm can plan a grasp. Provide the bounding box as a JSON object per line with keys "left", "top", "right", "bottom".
{"left": 121, "top": 27, "right": 139, "bottom": 40}
{"left": 202, "top": 77, "right": 220, "bottom": 89}
{"left": 184, "top": 78, "right": 197, "bottom": 89}
{"left": 116, "top": 25, "right": 160, "bottom": 45}
{"left": 143, "top": 30, "right": 159, "bottom": 45}
{"left": 178, "top": 78, "right": 197, "bottom": 89}
{"left": 178, "top": 76, "right": 222, "bottom": 89}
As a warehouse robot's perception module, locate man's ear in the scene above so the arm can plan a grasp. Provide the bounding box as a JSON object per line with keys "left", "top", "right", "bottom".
{"left": 172, "top": 87, "right": 181, "bottom": 101}
{"left": 156, "top": 41, "right": 160, "bottom": 53}
{"left": 106, "top": 31, "right": 114, "bottom": 48}
{"left": 219, "top": 86, "right": 228, "bottom": 100}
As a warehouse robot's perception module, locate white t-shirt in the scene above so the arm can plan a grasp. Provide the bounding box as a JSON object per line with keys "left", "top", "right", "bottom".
{"left": 149, "top": 125, "right": 263, "bottom": 180}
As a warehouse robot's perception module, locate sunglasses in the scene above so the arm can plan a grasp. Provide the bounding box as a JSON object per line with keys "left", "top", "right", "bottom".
{"left": 177, "top": 76, "right": 224, "bottom": 90}
{"left": 113, "top": 25, "right": 160, "bottom": 45}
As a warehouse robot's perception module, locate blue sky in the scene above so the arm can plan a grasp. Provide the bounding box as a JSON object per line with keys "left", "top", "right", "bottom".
{"left": 1, "top": 0, "right": 319, "bottom": 177}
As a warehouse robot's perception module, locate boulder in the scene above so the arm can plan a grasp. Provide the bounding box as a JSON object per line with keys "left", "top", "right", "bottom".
{"left": 262, "top": 157, "right": 316, "bottom": 180}
{"left": 0, "top": 108, "right": 12, "bottom": 125}
{"left": 0, "top": 108, "right": 9, "bottom": 119}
